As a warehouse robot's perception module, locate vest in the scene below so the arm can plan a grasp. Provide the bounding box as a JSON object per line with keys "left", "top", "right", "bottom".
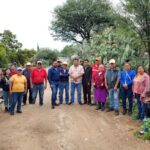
{"left": 106, "top": 69, "right": 119, "bottom": 89}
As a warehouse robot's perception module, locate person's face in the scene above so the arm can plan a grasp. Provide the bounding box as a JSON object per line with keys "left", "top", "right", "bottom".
{"left": 17, "top": 70, "right": 22, "bottom": 75}
{"left": 26, "top": 65, "right": 32, "bottom": 70}
{"left": 110, "top": 63, "right": 115, "bottom": 69}
{"left": 73, "top": 59, "right": 79, "bottom": 66}
{"left": 138, "top": 66, "right": 144, "bottom": 74}
{"left": 6, "top": 69, "right": 10, "bottom": 75}
{"left": 95, "top": 60, "right": 101, "bottom": 65}
{"left": 99, "top": 65, "right": 104, "bottom": 72}
{"left": 62, "top": 64, "right": 67, "bottom": 69}
{"left": 57, "top": 61, "right": 61, "bottom": 67}
{"left": 37, "top": 63, "right": 42, "bottom": 69}
{"left": 83, "top": 61, "right": 89, "bottom": 67}
{"left": 11, "top": 65, "right": 15, "bottom": 70}
{"left": 53, "top": 61, "right": 58, "bottom": 68}
{"left": 124, "top": 63, "right": 131, "bottom": 71}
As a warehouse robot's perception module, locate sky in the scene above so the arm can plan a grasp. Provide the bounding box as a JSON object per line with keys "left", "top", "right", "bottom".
{"left": 0, "top": 0, "right": 120, "bottom": 51}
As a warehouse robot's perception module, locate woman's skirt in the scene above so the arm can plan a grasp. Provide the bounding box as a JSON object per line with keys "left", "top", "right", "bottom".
{"left": 94, "top": 87, "right": 107, "bottom": 102}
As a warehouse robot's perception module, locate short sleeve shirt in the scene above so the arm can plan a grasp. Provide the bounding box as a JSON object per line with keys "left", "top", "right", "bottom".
{"left": 30, "top": 68, "right": 47, "bottom": 84}
{"left": 10, "top": 74, "right": 27, "bottom": 92}
{"left": 69, "top": 65, "right": 84, "bottom": 83}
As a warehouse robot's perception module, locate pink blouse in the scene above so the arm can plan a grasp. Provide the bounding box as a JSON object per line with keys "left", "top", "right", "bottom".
{"left": 133, "top": 73, "right": 150, "bottom": 98}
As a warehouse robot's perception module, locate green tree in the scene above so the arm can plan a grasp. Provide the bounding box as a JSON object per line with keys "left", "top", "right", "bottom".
{"left": 35, "top": 48, "right": 59, "bottom": 65}
{"left": 0, "top": 42, "right": 7, "bottom": 67}
{"left": 0, "top": 30, "right": 22, "bottom": 51}
{"left": 50, "top": 0, "right": 113, "bottom": 43}
{"left": 119, "top": 0, "right": 150, "bottom": 73}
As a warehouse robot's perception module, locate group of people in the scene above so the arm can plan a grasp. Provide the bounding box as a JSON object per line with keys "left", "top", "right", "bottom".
{"left": 0, "top": 57, "right": 149, "bottom": 124}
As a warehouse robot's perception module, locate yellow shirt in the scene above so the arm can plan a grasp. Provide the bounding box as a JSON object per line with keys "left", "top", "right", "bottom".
{"left": 10, "top": 74, "right": 27, "bottom": 92}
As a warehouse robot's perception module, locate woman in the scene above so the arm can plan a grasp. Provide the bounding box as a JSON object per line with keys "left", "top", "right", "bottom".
{"left": 93, "top": 64, "right": 107, "bottom": 111}
{"left": 0, "top": 69, "right": 11, "bottom": 112}
{"left": 133, "top": 66, "right": 150, "bottom": 121}
{"left": 9, "top": 67, "right": 27, "bottom": 115}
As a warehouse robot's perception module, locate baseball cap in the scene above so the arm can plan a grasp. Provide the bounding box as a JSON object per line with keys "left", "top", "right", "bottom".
{"left": 95, "top": 57, "right": 101, "bottom": 61}
{"left": 37, "top": 60, "right": 42, "bottom": 64}
{"left": 26, "top": 62, "right": 31, "bottom": 66}
{"left": 62, "top": 61, "right": 68, "bottom": 65}
{"left": 17, "top": 67, "right": 23, "bottom": 71}
{"left": 109, "top": 59, "right": 116, "bottom": 64}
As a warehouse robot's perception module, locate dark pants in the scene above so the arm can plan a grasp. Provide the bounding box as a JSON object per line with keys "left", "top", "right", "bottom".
{"left": 83, "top": 82, "right": 91, "bottom": 104}
{"left": 135, "top": 93, "right": 145, "bottom": 120}
{"left": 121, "top": 85, "right": 133, "bottom": 112}
{"left": 51, "top": 82, "right": 59, "bottom": 106}
{"left": 10, "top": 92, "right": 24, "bottom": 113}
{"left": 23, "top": 88, "right": 32, "bottom": 104}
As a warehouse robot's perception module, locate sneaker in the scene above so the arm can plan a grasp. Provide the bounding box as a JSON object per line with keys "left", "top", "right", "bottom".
{"left": 5, "top": 107, "right": 9, "bottom": 112}
{"left": 51, "top": 105, "right": 55, "bottom": 109}
{"left": 0, "top": 99, "right": 4, "bottom": 104}
{"left": 54, "top": 103, "right": 59, "bottom": 106}
{"left": 10, "top": 112, "right": 14, "bottom": 115}
{"left": 68, "top": 102, "right": 73, "bottom": 105}
{"left": 122, "top": 110, "right": 127, "bottom": 115}
{"left": 16, "top": 111, "right": 22, "bottom": 113}
{"left": 128, "top": 111, "right": 132, "bottom": 116}
{"left": 79, "top": 102, "right": 83, "bottom": 105}
{"left": 106, "top": 108, "right": 114, "bottom": 112}
{"left": 101, "top": 107, "right": 105, "bottom": 111}
{"left": 114, "top": 110, "right": 119, "bottom": 116}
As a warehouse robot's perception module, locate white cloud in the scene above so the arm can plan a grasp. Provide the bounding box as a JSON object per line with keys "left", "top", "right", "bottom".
{"left": 0, "top": 0, "right": 120, "bottom": 51}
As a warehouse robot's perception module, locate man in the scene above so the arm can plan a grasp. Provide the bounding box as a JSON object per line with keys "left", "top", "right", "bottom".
{"left": 82, "top": 59, "right": 92, "bottom": 105}
{"left": 105, "top": 59, "right": 120, "bottom": 115}
{"left": 22, "top": 62, "right": 32, "bottom": 105}
{"left": 9, "top": 67, "right": 27, "bottom": 115}
{"left": 120, "top": 63, "right": 136, "bottom": 115}
{"left": 48, "top": 60, "right": 60, "bottom": 109}
{"left": 69, "top": 58, "right": 84, "bottom": 105}
{"left": 30, "top": 61, "right": 47, "bottom": 106}
{"left": 59, "top": 61, "right": 69, "bottom": 104}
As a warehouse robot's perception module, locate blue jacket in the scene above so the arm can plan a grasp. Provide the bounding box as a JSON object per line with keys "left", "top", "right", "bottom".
{"left": 120, "top": 69, "right": 136, "bottom": 86}
{"left": 59, "top": 68, "right": 69, "bottom": 82}
{"left": 48, "top": 67, "right": 60, "bottom": 84}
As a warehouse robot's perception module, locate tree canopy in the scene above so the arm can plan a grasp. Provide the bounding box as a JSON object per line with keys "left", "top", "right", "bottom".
{"left": 50, "top": 0, "right": 113, "bottom": 43}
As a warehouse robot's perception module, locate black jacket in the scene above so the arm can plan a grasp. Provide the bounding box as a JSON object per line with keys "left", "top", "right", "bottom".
{"left": 0, "top": 76, "right": 10, "bottom": 91}
{"left": 82, "top": 66, "right": 92, "bottom": 84}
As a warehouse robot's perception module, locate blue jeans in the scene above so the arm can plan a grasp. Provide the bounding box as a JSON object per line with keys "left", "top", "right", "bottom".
{"left": 121, "top": 85, "right": 133, "bottom": 112}
{"left": 70, "top": 82, "right": 82, "bottom": 104}
{"left": 3, "top": 91, "right": 10, "bottom": 109}
{"left": 10, "top": 92, "right": 24, "bottom": 113}
{"left": 135, "top": 93, "right": 145, "bottom": 120}
{"left": 32, "top": 84, "right": 44, "bottom": 105}
{"left": 108, "top": 88, "right": 119, "bottom": 111}
{"left": 59, "top": 82, "right": 69, "bottom": 104}
{"left": 51, "top": 82, "right": 59, "bottom": 106}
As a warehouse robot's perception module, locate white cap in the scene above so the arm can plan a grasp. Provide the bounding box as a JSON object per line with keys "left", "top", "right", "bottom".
{"left": 109, "top": 59, "right": 116, "bottom": 64}
{"left": 26, "top": 62, "right": 31, "bottom": 66}
{"left": 62, "top": 61, "right": 68, "bottom": 65}
{"left": 37, "top": 60, "right": 42, "bottom": 64}
{"left": 17, "top": 67, "right": 23, "bottom": 71}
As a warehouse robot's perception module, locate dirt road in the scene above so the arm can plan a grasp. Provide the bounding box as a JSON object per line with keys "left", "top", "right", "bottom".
{"left": 0, "top": 88, "right": 150, "bottom": 150}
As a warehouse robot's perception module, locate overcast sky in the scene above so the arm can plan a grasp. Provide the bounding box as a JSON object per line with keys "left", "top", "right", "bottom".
{"left": 0, "top": 0, "right": 120, "bottom": 51}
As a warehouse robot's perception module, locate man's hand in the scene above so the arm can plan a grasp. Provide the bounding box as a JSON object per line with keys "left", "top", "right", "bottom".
{"left": 9, "top": 91, "right": 13, "bottom": 95}
{"left": 123, "top": 84, "right": 128, "bottom": 90}
{"left": 50, "top": 84, "right": 53, "bottom": 89}
{"left": 114, "top": 86, "right": 118, "bottom": 91}
{"left": 44, "top": 84, "right": 47, "bottom": 89}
